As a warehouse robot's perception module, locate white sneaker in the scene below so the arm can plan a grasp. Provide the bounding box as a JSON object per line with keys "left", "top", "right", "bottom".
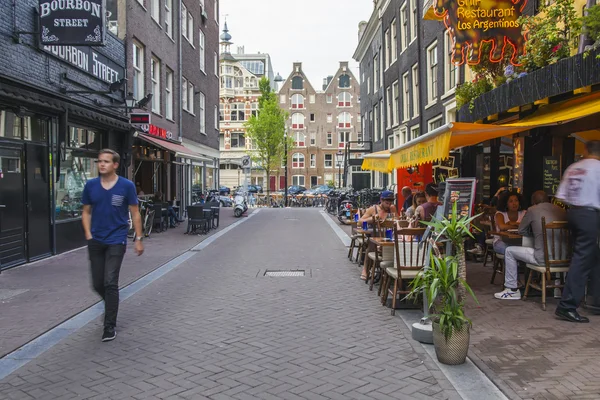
{"left": 494, "top": 288, "right": 521, "bottom": 300}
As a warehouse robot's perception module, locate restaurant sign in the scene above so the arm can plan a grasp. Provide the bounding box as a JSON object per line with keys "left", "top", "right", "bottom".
{"left": 390, "top": 131, "right": 452, "bottom": 169}
{"left": 39, "top": 0, "right": 106, "bottom": 46}
{"left": 434, "top": 0, "right": 527, "bottom": 66}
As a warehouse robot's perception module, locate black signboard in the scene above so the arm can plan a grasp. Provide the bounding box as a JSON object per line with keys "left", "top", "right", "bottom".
{"left": 41, "top": 44, "right": 124, "bottom": 84}
{"left": 39, "top": 0, "right": 106, "bottom": 46}
{"left": 441, "top": 178, "right": 477, "bottom": 220}
{"left": 543, "top": 156, "right": 561, "bottom": 195}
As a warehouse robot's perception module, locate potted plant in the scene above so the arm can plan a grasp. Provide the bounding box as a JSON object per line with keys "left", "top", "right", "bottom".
{"left": 407, "top": 201, "right": 480, "bottom": 365}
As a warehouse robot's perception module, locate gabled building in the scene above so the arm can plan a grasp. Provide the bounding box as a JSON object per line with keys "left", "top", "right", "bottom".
{"left": 218, "top": 24, "right": 275, "bottom": 189}
{"left": 275, "top": 61, "right": 363, "bottom": 190}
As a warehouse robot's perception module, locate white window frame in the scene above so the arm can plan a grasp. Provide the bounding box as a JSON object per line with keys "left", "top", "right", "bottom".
{"left": 214, "top": 52, "right": 218, "bottom": 76}
{"left": 291, "top": 94, "right": 304, "bottom": 109}
{"left": 292, "top": 153, "right": 305, "bottom": 168}
{"left": 326, "top": 94, "right": 333, "bottom": 103}
{"left": 132, "top": 41, "right": 144, "bottom": 101}
{"left": 199, "top": 29, "right": 205, "bottom": 73}
{"left": 214, "top": 105, "right": 218, "bottom": 129}
{"left": 310, "top": 132, "right": 316, "bottom": 145}
{"left": 388, "top": 135, "right": 395, "bottom": 151}
{"left": 402, "top": 72, "right": 409, "bottom": 122}
{"left": 294, "top": 132, "right": 305, "bottom": 147}
{"left": 373, "top": 104, "right": 379, "bottom": 141}
{"left": 427, "top": 41, "right": 438, "bottom": 105}
{"left": 327, "top": 113, "right": 332, "bottom": 123}
{"left": 337, "top": 92, "right": 351, "bottom": 107}
{"left": 151, "top": 0, "right": 160, "bottom": 23}
{"left": 373, "top": 53, "right": 379, "bottom": 90}
{"left": 411, "top": 64, "right": 419, "bottom": 118}
{"left": 310, "top": 154, "right": 316, "bottom": 168}
{"left": 165, "top": 0, "right": 173, "bottom": 37}
{"left": 151, "top": 57, "right": 161, "bottom": 113}
{"left": 391, "top": 18, "right": 397, "bottom": 63}
{"left": 291, "top": 113, "right": 305, "bottom": 129}
{"left": 182, "top": 77, "right": 188, "bottom": 111}
{"left": 410, "top": 0, "right": 418, "bottom": 43}
{"left": 327, "top": 132, "right": 333, "bottom": 146}
{"left": 392, "top": 80, "right": 399, "bottom": 126}
{"left": 199, "top": 92, "right": 206, "bottom": 134}
{"left": 410, "top": 125, "right": 420, "bottom": 140}
{"left": 165, "top": 68, "right": 173, "bottom": 120}
{"left": 280, "top": 94, "right": 286, "bottom": 104}
{"left": 428, "top": 115, "right": 443, "bottom": 132}
{"left": 337, "top": 112, "right": 351, "bottom": 128}
{"left": 181, "top": 3, "right": 187, "bottom": 39}
{"left": 386, "top": 86, "right": 392, "bottom": 129}
{"left": 384, "top": 28, "right": 391, "bottom": 70}
{"left": 292, "top": 175, "right": 305, "bottom": 186}
{"left": 309, "top": 94, "right": 315, "bottom": 104}
{"left": 338, "top": 131, "right": 350, "bottom": 149}
{"left": 400, "top": 3, "right": 408, "bottom": 53}
{"left": 444, "top": 31, "right": 458, "bottom": 94}
{"left": 324, "top": 154, "right": 333, "bottom": 168}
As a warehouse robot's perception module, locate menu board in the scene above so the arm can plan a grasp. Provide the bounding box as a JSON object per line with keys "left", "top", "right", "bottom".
{"left": 543, "top": 156, "right": 561, "bottom": 195}
{"left": 441, "top": 178, "right": 477, "bottom": 219}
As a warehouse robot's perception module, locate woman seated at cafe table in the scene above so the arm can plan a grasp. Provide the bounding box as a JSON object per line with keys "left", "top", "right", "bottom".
{"left": 493, "top": 190, "right": 527, "bottom": 254}
{"left": 358, "top": 190, "right": 398, "bottom": 223}
{"left": 405, "top": 191, "right": 426, "bottom": 219}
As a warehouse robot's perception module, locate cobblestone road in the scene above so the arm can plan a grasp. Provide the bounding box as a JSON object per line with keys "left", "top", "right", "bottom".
{"left": 0, "top": 209, "right": 461, "bottom": 399}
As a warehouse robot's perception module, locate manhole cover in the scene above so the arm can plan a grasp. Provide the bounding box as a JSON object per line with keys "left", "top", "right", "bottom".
{"left": 264, "top": 270, "right": 305, "bottom": 277}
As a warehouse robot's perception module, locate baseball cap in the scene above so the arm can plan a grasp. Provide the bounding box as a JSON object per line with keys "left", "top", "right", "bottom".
{"left": 380, "top": 190, "right": 395, "bottom": 201}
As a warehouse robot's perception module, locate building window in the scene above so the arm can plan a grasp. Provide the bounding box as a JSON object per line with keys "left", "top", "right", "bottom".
{"left": 392, "top": 80, "right": 399, "bottom": 126}
{"left": 151, "top": 57, "right": 160, "bottom": 113}
{"left": 391, "top": 18, "right": 397, "bottom": 62}
{"left": 326, "top": 94, "right": 333, "bottom": 103}
{"left": 373, "top": 53, "right": 379, "bottom": 90}
{"left": 402, "top": 72, "right": 409, "bottom": 121}
{"left": 291, "top": 76, "right": 303, "bottom": 90}
{"left": 373, "top": 104, "right": 379, "bottom": 141}
{"left": 291, "top": 94, "right": 304, "bottom": 109}
{"left": 411, "top": 0, "right": 418, "bottom": 43}
{"left": 401, "top": 3, "right": 408, "bottom": 52}
{"left": 412, "top": 64, "right": 419, "bottom": 118}
{"left": 386, "top": 86, "right": 392, "bottom": 129}
{"left": 251, "top": 102, "right": 258, "bottom": 118}
{"left": 182, "top": 4, "right": 193, "bottom": 46}
{"left": 310, "top": 113, "right": 315, "bottom": 122}
{"left": 292, "top": 153, "right": 305, "bottom": 168}
{"left": 199, "top": 92, "right": 206, "bottom": 134}
{"left": 327, "top": 132, "right": 333, "bottom": 146}
{"left": 230, "top": 132, "right": 245, "bottom": 148}
{"left": 182, "top": 77, "right": 188, "bottom": 111}
{"left": 310, "top": 154, "right": 316, "bottom": 168}
{"left": 337, "top": 112, "right": 351, "bottom": 128}
{"left": 230, "top": 103, "right": 245, "bottom": 121}
{"left": 292, "top": 175, "right": 305, "bottom": 186}
{"left": 291, "top": 113, "right": 305, "bottom": 129}
{"left": 199, "top": 29, "right": 205, "bottom": 72}
{"left": 182, "top": 78, "right": 194, "bottom": 114}
{"left": 401, "top": 128, "right": 408, "bottom": 144}
{"left": 309, "top": 94, "right": 316, "bottom": 104}
{"left": 337, "top": 92, "right": 351, "bottom": 107}
{"left": 428, "top": 115, "right": 443, "bottom": 132}
{"left": 427, "top": 43, "right": 438, "bottom": 103}
{"left": 294, "top": 133, "right": 305, "bottom": 147}
{"left": 324, "top": 154, "right": 333, "bottom": 168}
{"left": 151, "top": 0, "right": 160, "bottom": 22}
{"left": 214, "top": 52, "right": 218, "bottom": 76}
{"left": 165, "top": 68, "right": 173, "bottom": 120}
{"left": 310, "top": 132, "right": 316, "bottom": 145}
{"left": 385, "top": 28, "right": 391, "bottom": 69}
{"left": 380, "top": 99, "right": 384, "bottom": 142}
{"left": 280, "top": 94, "right": 286, "bottom": 104}
{"left": 181, "top": 3, "right": 187, "bottom": 39}
{"left": 339, "top": 74, "right": 350, "bottom": 88}
{"left": 165, "top": 0, "right": 173, "bottom": 37}
{"left": 445, "top": 32, "right": 458, "bottom": 93}
{"left": 388, "top": 135, "right": 395, "bottom": 150}
{"left": 338, "top": 131, "right": 350, "bottom": 148}
{"left": 410, "top": 125, "right": 420, "bottom": 140}
{"left": 214, "top": 105, "right": 218, "bottom": 129}
{"left": 132, "top": 42, "right": 144, "bottom": 101}
{"left": 327, "top": 113, "right": 332, "bottom": 123}
{"left": 219, "top": 104, "right": 225, "bottom": 121}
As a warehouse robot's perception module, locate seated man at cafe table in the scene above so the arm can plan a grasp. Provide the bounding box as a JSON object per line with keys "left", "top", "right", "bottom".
{"left": 494, "top": 191, "right": 566, "bottom": 300}
{"left": 358, "top": 190, "right": 398, "bottom": 223}
{"left": 415, "top": 183, "right": 441, "bottom": 223}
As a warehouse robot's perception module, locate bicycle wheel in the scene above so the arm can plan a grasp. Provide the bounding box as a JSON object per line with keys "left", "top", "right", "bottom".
{"left": 144, "top": 210, "right": 155, "bottom": 237}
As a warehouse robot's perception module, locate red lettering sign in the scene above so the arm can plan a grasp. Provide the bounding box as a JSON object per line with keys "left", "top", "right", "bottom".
{"left": 148, "top": 124, "right": 167, "bottom": 139}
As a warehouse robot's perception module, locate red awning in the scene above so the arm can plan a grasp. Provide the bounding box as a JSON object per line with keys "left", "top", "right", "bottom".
{"left": 137, "top": 133, "right": 201, "bottom": 159}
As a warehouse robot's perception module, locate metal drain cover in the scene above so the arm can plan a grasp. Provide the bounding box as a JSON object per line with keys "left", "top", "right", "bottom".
{"left": 264, "top": 270, "right": 305, "bottom": 277}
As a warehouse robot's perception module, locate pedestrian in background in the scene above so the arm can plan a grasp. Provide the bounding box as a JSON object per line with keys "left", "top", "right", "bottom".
{"left": 555, "top": 140, "right": 600, "bottom": 323}
{"left": 82, "top": 149, "right": 144, "bottom": 341}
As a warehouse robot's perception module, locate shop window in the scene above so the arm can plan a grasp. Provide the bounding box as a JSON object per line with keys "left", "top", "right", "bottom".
{"left": 3, "top": 114, "right": 48, "bottom": 142}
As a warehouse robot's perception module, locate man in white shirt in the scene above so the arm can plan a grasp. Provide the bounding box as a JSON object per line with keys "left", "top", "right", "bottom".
{"left": 555, "top": 140, "right": 600, "bottom": 323}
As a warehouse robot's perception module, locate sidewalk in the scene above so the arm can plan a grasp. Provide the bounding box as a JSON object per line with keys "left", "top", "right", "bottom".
{"left": 0, "top": 208, "right": 250, "bottom": 358}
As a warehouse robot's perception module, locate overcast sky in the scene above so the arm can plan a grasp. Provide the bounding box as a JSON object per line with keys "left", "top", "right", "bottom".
{"left": 219, "top": 0, "right": 373, "bottom": 89}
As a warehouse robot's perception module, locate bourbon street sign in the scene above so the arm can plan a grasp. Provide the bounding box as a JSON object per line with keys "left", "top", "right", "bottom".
{"left": 434, "top": 0, "right": 527, "bottom": 66}
{"left": 39, "top": 0, "right": 106, "bottom": 46}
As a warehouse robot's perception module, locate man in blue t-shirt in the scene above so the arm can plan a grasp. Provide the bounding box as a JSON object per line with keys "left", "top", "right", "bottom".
{"left": 82, "top": 149, "right": 144, "bottom": 342}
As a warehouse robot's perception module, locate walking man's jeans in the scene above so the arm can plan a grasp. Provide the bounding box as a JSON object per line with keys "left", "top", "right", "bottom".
{"left": 88, "top": 239, "right": 126, "bottom": 328}
{"left": 559, "top": 208, "right": 600, "bottom": 311}
{"left": 504, "top": 246, "right": 538, "bottom": 289}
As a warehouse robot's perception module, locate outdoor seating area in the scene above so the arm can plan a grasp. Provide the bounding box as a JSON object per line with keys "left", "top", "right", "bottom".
{"left": 185, "top": 201, "right": 221, "bottom": 235}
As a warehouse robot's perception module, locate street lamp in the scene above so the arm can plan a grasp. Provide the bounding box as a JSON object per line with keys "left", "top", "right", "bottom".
{"left": 125, "top": 92, "right": 136, "bottom": 112}
{"left": 336, "top": 150, "right": 344, "bottom": 189}
{"left": 284, "top": 131, "right": 288, "bottom": 207}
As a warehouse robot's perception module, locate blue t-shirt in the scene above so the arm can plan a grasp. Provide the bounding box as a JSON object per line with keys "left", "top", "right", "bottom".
{"left": 81, "top": 177, "right": 138, "bottom": 245}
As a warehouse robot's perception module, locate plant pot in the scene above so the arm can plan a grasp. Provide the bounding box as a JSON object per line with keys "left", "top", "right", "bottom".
{"left": 432, "top": 321, "right": 470, "bottom": 365}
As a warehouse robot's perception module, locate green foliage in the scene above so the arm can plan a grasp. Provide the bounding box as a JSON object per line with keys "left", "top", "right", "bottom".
{"left": 583, "top": 5, "right": 600, "bottom": 43}
{"left": 406, "top": 202, "right": 480, "bottom": 339}
{"left": 456, "top": 77, "right": 493, "bottom": 111}
{"left": 245, "top": 77, "right": 291, "bottom": 195}
{"left": 326, "top": 180, "right": 335, "bottom": 187}
{"left": 469, "top": 42, "right": 513, "bottom": 86}
{"left": 518, "top": 0, "right": 582, "bottom": 71}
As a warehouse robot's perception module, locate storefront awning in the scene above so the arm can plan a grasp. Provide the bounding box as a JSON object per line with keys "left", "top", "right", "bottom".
{"left": 361, "top": 150, "right": 392, "bottom": 173}
{"left": 390, "top": 91, "right": 600, "bottom": 170}
{"left": 136, "top": 133, "right": 203, "bottom": 160}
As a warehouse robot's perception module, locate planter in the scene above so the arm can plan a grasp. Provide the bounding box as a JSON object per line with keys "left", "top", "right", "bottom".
{"left": 432, "top": 321, "right": 470, "bottom": 365}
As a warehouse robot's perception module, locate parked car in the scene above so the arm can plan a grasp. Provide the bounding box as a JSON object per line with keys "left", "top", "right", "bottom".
{"left": 287, "top": 185, "right": 307, "bottom": 195}
{"left": 219, "top": 196, "right": 233, "bottom": 207}
{"left": 218, "top": 186, "right": 231, "bottom": 195}
{"left": 247, "top": 184, "right": 263, "bottom": 193}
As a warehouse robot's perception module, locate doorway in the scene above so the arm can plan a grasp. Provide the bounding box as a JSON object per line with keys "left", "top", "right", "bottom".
{"left": 0, "top": 146, "right": 26, "bottom": 267}
{"left": 25, "top": 143, "right": 51, "bottom": 260}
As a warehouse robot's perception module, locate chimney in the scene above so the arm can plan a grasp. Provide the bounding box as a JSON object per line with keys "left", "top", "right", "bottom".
{"left": 293, "top": 62, "right": 302, "bottom": 73}
{"left": 322, "top": 75, "right": 334, "bottom": 90}
{"left": 358, "top": 21, "right": 368, "bottom": 42}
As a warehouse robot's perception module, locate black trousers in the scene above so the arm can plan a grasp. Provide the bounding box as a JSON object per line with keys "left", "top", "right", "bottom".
{"left": 558, "top": 208, "right": 600, "bottom": 311}
{"left": 88, "top": 239, "right": 126, "bottom": 328}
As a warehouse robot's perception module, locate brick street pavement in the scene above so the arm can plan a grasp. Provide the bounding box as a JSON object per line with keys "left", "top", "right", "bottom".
{"left": 0, "top": 208, "right": 461, "bottom": 399}
{"left": 0, "top": 209, "right": 247, "bottom": 358}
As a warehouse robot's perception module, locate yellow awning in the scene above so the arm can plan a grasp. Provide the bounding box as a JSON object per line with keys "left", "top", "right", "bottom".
{"left": 361, "top": 150, "right": 393, "bottom": 173}
{"left": 390, "top": 91, "right": 600, "bottom": 170}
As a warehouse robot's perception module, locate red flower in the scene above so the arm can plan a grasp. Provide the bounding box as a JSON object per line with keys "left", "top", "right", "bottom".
{"left": 552, "top": 43, "right": 562, "bottom": 53}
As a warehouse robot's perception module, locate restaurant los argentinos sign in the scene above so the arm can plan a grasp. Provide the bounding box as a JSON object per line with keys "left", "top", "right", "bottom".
{"left": 434, "top": 0, "right": 527, "bottom": 66}
{"left": 39, "top": 0, "right": 106, "bottom": 45}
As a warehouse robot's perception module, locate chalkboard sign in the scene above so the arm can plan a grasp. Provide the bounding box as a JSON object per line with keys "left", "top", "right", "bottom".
{"left": 441, "top": 178, "right": 477, "bottom": 219}
{"left": 543, "top": 156, "right": 561, "bottom": 195}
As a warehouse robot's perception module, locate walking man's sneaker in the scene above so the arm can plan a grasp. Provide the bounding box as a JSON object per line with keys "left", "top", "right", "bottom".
{"left": 494, "top": 288, "right": 521, "bottom": 300}
{"left": 102, "top": 327, "right": 117, "bottom": 342}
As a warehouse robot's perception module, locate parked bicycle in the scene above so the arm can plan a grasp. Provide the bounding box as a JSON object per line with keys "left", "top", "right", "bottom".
{"left": 127, "top": 198, "right": 155, "bottom": 240}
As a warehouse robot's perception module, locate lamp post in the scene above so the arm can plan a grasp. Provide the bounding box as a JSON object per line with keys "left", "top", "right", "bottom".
{"left": 284, "top": 131, "right": 288, "bottom": 207}
{"left": 336, "top": 150, "right": 343, "bottom": 189}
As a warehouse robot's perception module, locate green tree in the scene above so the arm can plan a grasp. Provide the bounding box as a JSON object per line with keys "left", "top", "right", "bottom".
{"left": 245, "top": 77, "right": 291, "bottom": 196}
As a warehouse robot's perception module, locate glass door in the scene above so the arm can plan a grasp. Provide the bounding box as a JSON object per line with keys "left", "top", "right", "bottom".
{"left": 0, "top": 146, "right": 26, "bottom": 268}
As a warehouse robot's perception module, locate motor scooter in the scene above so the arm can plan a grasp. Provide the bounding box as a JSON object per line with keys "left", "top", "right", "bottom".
{"left": 233, "top": 191, "right": 248, "bottom": 217}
